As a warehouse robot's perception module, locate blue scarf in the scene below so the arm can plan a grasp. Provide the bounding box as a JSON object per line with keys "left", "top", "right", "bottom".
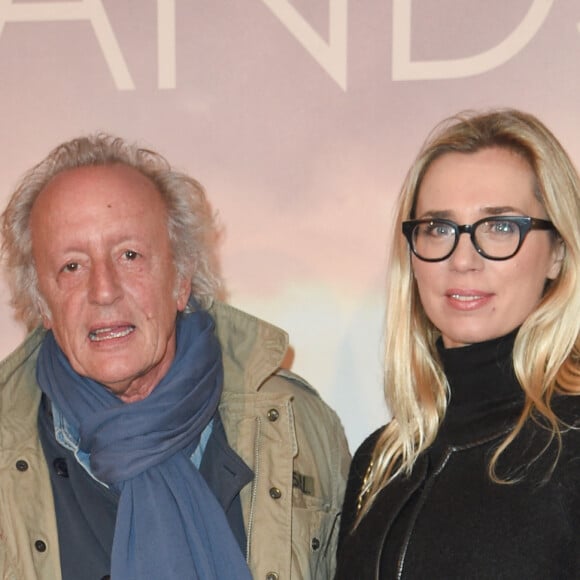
{"left": 36, "top": 309, "right": 252, "bottom": 580}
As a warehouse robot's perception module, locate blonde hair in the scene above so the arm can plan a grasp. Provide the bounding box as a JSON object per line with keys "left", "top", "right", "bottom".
{"left": 1, "top": 134, "right": 222, "bottom": 329}
{"left": 357, "top": 109, "right": 580, "bottom": 523}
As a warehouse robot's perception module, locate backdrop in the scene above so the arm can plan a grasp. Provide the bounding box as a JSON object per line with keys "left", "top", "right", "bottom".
{"left": 1, "top": 0, "right": 579, "bottom": 451}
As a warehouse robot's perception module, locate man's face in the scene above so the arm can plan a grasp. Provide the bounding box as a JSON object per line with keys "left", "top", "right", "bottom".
{"left": 30, "top": 164, "right": 191, "bottom": 402}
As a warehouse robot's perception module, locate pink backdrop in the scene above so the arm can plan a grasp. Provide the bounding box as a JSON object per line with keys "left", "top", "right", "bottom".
{"left": 1, "top": 0, "right": 579, "bottom": 450}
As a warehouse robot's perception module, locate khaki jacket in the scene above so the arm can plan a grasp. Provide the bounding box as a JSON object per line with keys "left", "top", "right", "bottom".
{"left": 0, "top": 302, "right": 350, "bottom": 579}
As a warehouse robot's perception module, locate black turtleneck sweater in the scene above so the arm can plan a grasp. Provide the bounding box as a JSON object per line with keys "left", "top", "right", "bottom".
{"left": 430, "top": 330, "right": 523, "bottom": 466}
{"left": 336, "top": 332, "right": 580, "bottom": 580}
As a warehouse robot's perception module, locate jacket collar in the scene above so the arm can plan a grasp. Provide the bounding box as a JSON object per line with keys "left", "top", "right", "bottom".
{"left": 209, "top": 301, "right": 288, "bottom": 394}
{"left": 0, "top": 326, "right": 45, "bottom": 430}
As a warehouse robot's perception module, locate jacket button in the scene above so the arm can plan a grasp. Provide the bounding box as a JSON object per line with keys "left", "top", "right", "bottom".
{"left": 311, "top": 537, "right": 320, "bottom": 550}
{"left": 267, "top": 408, "right": 279, "bottom": 422}
{"left": 16, "top": 459, "right": 29, "bottom": 472}
{"left": 53, "top": 458, "right": 69, "bottom": 478}
{"left": 266, "top": 573, "right": 279, "bottom": 580}
{"left": 34, "top": 540, "right": 47, "bottom": 552}
{"left": 269, "top": 487, "right": 282, "bottom": 500}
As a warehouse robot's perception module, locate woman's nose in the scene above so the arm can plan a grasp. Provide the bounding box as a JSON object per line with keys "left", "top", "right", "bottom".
{"left": 448, "top": 233, "right": 484, "bottom": 271}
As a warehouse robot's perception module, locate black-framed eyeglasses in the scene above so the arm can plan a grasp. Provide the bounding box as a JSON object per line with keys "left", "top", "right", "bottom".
{"left": 402, "top": 216, "right": 556, "bottom": 262}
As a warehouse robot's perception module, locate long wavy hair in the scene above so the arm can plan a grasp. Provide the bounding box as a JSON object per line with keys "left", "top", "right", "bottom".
{"left": 1, "top": 134, "right": 222, "bottom": 329}
{"left": 357, "top": 109, "right": 580, "bottom": 524}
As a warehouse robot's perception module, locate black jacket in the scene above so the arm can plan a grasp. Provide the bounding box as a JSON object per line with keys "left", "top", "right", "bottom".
{"left": 336, "top": 336, "right": 580, "bottom": 579}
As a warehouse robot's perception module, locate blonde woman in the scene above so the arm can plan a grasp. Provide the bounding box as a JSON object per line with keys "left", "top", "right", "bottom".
{"left": 336, "top": 109, "right": 580, "bottom": 579}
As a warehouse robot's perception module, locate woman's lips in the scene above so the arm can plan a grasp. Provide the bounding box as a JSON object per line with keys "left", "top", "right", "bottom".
{"left": 445, "top": 290, "right": 493, "bottom": 310}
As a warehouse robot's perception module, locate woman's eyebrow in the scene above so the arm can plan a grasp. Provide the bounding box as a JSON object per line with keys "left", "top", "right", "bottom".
{"left": 417, "top": 206, "right": 523, "bottom": 220}
{"left": 482, "top": 205, "right": 521, "bottom": 215}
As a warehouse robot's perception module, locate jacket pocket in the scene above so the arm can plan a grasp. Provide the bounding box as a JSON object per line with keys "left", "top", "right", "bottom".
{"left": 290, "top": 495, "right": 341, "bottom": 580}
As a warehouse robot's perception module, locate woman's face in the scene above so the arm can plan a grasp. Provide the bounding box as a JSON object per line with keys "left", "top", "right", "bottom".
{"left": 411, "top": 147, "right": 563, "bottom": 349}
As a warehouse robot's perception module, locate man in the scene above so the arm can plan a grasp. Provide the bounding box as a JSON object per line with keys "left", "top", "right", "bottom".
{"left": 0, "top": 134, "right": 350, "bottom": 579}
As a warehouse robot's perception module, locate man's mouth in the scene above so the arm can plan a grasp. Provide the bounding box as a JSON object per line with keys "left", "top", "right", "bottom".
{"left": 88, "top": 325, "right": 135, "bottom": 342}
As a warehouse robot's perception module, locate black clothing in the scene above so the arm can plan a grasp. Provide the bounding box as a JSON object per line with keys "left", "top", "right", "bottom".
{"left": 38, "top": 396, "right": 252, "bottom": 580}
{"left": 336, "top": 332, "right": 580, "bottom": 579}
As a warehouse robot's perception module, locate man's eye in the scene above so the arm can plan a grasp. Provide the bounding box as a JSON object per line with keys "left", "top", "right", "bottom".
{"left": 124, "top": 250, "right": 138, "bottom": 260}
{"left": 63, "top": 262, "right": 79, "bottom": 273}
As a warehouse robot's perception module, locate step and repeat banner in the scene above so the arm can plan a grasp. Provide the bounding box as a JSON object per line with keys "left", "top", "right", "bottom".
{"left": 1, "top": 0, "right": 578, "bottom": 450}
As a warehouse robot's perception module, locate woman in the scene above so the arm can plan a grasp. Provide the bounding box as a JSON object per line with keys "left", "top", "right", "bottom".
{"left": 336, "top": 109, "right": 580, "bottom": 579}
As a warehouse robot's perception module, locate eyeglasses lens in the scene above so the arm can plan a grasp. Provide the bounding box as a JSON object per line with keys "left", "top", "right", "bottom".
{"left": 473, "top": 220, "right": 520, "bottom": 259}
{"left": 412, "top": 219, "right": 522, "bottom": 260}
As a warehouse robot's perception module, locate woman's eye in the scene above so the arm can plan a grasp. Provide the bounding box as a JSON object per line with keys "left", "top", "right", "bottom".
{"left": 490, "top": 221, "right": 516, "bottom": 234}
{"left": 425, "top": 222, "right": 453, "bottom": 237}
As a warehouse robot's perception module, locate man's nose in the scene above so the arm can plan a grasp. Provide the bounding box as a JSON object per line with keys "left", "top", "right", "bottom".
{"left": 88, "top": 259, "right": 123, "bottom": 304}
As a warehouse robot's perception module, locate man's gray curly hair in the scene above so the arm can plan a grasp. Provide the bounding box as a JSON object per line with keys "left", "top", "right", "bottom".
{"left": 1, "top": 133, "right": 222, "bottom": 330}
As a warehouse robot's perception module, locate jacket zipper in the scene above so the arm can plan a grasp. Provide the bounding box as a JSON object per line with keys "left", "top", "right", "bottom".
{"left": 246, "top": 416, "right": 262, "bottom": 562}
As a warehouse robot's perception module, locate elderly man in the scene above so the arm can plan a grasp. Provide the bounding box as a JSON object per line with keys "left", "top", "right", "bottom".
{"left": 0, "top": 135, "right": 350, "bottom": 580}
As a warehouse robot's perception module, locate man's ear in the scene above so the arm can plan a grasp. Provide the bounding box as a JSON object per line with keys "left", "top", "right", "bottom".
{"left": 176, "top": 275, "right": 192, "bottom": 312}
{"left": 37, "top": 297, "right": 53, "bottom": 329}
